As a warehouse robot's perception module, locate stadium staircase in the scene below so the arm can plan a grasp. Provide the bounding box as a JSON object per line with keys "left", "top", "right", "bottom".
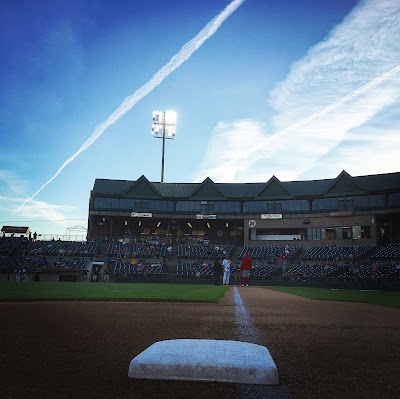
{"left": 232, "top": 246, "right": 244, "bottom": 261}
{"left": 96, "top": 243, "right": 108, "bottom": 261}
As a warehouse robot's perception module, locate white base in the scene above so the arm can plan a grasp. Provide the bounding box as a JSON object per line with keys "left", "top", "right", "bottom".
{"left": 128, "top": 339, "right": 279, "bottom": 385}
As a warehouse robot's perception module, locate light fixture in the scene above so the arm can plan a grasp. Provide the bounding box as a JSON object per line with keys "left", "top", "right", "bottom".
{"left": 157, "top": 221, "right": 161, "bottom": 227}
{"left": 188, "top": 222, "right": 192, "bottom": 228}
{"left": 207, "top": 223, "right": 210, "bottom": 228}
{"left": 125, "top": 220, "right": 128, "bottom": 226}
{"left": 138, "top": 221, "right": 142, "bottom": 226}
{"left": 226, "top": 223, "right": 229, "bottom": 228}
{"left": 152, "top": 110, "right": 177, "bottom": 182}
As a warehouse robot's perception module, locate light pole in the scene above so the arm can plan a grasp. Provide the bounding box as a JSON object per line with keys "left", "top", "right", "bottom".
{"left": 152, "top": 110, "right": 177, "bottom": 182}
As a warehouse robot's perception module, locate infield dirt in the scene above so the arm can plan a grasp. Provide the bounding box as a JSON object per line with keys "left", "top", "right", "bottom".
{"left": 1, "top": 287, "right": 399, "bottom": 398}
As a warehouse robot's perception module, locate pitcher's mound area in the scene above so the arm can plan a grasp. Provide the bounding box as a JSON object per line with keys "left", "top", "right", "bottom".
{"left": 128, "top": 339, "right": 279, "bottom": 385}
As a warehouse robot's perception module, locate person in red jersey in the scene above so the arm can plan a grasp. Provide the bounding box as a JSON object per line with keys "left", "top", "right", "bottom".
{"left": 241, "top": 253, "right": 252, "bottom": 286}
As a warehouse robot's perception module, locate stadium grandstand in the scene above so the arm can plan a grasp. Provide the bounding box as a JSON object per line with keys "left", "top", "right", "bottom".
{"left": 1, "top": 170, "right": 400, "bottom": 286}
{"left": 88, "top": 170, "right": 400, "bottom": 248}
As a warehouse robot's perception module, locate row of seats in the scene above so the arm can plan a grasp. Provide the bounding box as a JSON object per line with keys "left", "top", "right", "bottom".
{"left": 283, "top": 263, "right": 350, "bottom": 280}
{"left": 176, "top": 261, "right": 237, "bottom": 278}
{"left": 240, "top": 246, "right": 301, "bottom": 260}
{"left": 251, "top": 265, "right": 281, "bottom": 277}
{"left": 177, "top": 244, "right": 234, "bottom": 259}
{"left": 372, "top": 243, "right": 400, "bottom": 260}
{"left": 27, "top": 240, "right": 100, "bottom": 257}
{"left": 0, "top": 237, "right": 29, "bottom": 255}
{"left": 302, "top": 245, "right": 375, "bottom": 261}
{"left": 0, "top": 237, "right": 101, "bottom": 257}
{"left": 337, "top": 263, "right": 400, "bottom": 280}
{"left": 106, "top": 241, "right": 168, "bottom": 258}
{"left": 107, "top": 260, "right": 165, "bottom": 276}
{"left": 0, "top": 257, "right": 88, "bottom": 271}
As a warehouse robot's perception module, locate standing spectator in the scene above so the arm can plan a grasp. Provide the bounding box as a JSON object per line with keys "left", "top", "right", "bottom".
{"left": 222, "top": 256, "right": 231, "bottom": 286}
{"left": 236, "top": 265, "right": 242, "bottom": 281}
{"left": 82, "top": 268, "right": 88, "bottom": 282}
{"left": 213, "top": 258, "right": 223, "bottom": 286}
{"left": 241, "top": 253, "right": 252, "bottom": 287}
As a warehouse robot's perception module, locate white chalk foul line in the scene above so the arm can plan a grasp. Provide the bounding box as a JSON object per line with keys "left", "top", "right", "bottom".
{"left": 233, "top": 287, "right": 291, "bottom": 397}
{"left": 233, "top": 286, "right": 261, "bottom": 344}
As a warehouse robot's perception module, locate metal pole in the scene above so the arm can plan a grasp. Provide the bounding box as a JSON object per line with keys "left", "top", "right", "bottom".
{"left": 161, "top": 112, "right": 166, "bottom": 182}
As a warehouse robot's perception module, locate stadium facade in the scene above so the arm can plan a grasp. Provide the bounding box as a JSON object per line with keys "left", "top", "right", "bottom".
{"left": 88, "top": 170, "right": 400, "bottom": 248}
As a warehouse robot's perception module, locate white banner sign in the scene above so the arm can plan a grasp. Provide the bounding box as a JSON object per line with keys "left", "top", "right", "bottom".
{"left": 131, "top": 212, "right": 152, "bottom": 218}
{"left": 195, "top": 214, "right": 217, "bottom": 219}
{"left": 261, "top": 214, "right": 283, "bottom": 219}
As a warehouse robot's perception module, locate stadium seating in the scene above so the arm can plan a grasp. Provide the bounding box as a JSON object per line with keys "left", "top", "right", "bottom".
{"left": 108, "top": 259, "right": 165, "bottom": 277}
{"left": 302, "top": 245, "right": 375, "bottom": 261}
{"left": 107, "top": 241, "right": 167, "bottom": 259}
{"left": 239, "top": 246, "right": 301, "bottom": 261}
{"left": 283, "top": 262, "right": 350, "bottom": 281}
{"left": 371, "top": 243, "right": 400, "bottom": 260}
{"left": 176, "top": 260, "right": 236, "bottom": 279}
{"left": 250, "top": 264, "right": 281, "bottom": 279}
{"left": 0, "top": 237, "right": 28, "bottom": 255}
{"left": 177, "top": 244, "right": 234, "bottom": 260}
{"left": 0, "top": 257, "right": 13, "bottom": 271}
{"left": 25, "top": 239, "right": 100, "bottom": 257}
{"left": 337, "top": 262, "right": 400, "bottom": 281}
{"left": 9, "top": 257, "right": 88, "bottom": 271}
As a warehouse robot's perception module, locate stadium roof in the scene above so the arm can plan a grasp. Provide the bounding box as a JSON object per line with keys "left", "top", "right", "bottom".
{"left": 92, "top": 171, "right": 400, "bottom": 199}
{"left": 1, "top": 226, "right": 30, "bottom": 234}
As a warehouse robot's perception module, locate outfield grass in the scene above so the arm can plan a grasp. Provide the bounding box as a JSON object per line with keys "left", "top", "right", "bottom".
{"left": 0, "top": 282, "right": 226, "bottom": 302}
{"left": 265, "top": 286, "right": 400, "bottom": 308}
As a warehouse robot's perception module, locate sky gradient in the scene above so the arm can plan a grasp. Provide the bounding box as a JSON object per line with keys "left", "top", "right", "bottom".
{"left": 1, "top": 0, "right": 399, "bottom": 237}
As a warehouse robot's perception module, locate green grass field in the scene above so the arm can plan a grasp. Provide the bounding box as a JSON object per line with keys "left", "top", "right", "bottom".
{"left": 0, "top": 282, "right": 226, "bottom": 302}
{"left": 1, "top": 282, "right": 399, "bottom": 307}
{"left": 265, "top": 286, "right": 400, "bottom": 308}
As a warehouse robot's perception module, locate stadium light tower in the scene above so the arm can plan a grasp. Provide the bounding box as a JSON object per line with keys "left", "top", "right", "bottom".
{"left": 152, "top": 110, "right": 177, "bottom": 182}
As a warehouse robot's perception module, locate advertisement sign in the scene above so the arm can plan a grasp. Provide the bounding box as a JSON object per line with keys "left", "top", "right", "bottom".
{"left": 131, "top": 212, "right": 152, "bottom": 218}
{"left": 261, "top": 214, "right": 283, "bottom": 219}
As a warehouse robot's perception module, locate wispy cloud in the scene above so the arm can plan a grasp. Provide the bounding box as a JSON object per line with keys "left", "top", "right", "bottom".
{"left": 0, "top": 170, "right": 28, "bottom": 195}
{"left": 195, "top": 0, "right": 400, "bottom": 182}
{"left": 0, "top": 193, "right": 76, "bottom": 230}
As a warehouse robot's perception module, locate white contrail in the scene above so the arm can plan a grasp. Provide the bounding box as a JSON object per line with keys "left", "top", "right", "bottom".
{"left": 17, "top": 0, "right": 246, "bottom": 211}
{"left": 247, "top": 63, "right": 400, "bottom": 156}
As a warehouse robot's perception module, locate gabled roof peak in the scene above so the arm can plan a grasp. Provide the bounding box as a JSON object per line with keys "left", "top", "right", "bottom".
{"left": 255, "top": 175, "right": 292, "bottom": 198}
{"left": 123, "top": 175, "right": 161, "bottom": 197}
{"left": 189, "top": 177, "right": 225, "bottom": 198}
{"left": 324, "top": 170, "right": 365, "bottom": 194}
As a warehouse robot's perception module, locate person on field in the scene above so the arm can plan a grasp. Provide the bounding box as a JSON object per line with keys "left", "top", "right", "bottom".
{"left": 222, "top": 256, "right": 231, "bottom": 285}
{"left": 241, "top": 252, "right": 252, "bottom": 286}
{"left": 213, "top": 258, "right": 223, "bottom": 285}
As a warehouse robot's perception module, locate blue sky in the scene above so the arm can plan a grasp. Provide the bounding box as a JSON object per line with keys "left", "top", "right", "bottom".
{"left": 1, "top": 0, "right": 399, "bottom": 237}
